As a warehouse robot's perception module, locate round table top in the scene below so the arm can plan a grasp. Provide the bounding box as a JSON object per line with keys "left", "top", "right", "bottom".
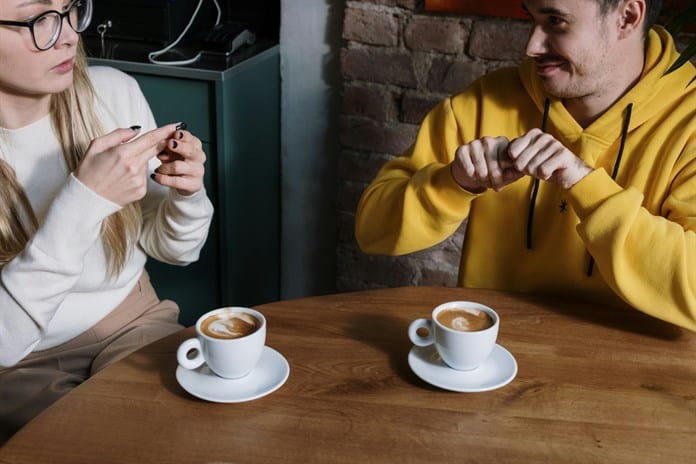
{"left": 1, "top": 286, "right": 695, "bottom": 463}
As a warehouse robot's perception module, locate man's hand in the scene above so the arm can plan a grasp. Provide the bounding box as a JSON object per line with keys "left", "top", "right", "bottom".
{"left": 451, "top": 136, "right": 524, "bottom": 192}
{"left": 507, "top": 129, "right": 591, "bottom": 190}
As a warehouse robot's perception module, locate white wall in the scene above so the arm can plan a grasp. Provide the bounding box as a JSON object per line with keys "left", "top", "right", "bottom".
{"left": 279, "top": 0, "right": 343, "bottom": 298}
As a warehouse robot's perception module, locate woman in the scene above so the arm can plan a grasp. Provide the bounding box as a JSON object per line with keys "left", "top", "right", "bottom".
{"left": 0, "top": 0, "right": 214, "bottom": 442}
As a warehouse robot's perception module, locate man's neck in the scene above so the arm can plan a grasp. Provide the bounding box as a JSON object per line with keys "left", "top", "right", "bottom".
{"left": 565, "top": 50, "right": 645, "bottom": 129}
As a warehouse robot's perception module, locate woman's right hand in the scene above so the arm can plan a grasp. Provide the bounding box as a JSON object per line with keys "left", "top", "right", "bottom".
{"left": 74, "top": 124, "right": 179, "bottom": 206}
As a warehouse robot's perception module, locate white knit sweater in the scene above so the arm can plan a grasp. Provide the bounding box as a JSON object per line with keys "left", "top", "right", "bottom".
{"left": 0, "top": 66, "right": 214, "bottom": 366}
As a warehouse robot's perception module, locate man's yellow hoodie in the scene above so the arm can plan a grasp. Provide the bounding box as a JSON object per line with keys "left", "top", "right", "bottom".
{"left": 355, "top": 27, "right": 696, "bottom": 331}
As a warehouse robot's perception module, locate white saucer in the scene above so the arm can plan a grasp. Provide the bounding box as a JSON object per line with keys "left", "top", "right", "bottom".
{"left": 408, "top": 344, "right": 517, "bottom": 393}
{"left": 176, "top": 346, "right": 289, "bottom": 403}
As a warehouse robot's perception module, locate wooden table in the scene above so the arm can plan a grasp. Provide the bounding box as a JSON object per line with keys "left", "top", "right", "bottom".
{"left": 1, "top": 287, "right": 695, "bottom": 463}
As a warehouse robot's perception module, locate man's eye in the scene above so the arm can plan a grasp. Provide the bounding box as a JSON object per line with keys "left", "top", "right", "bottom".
{"left": 549, "top": 16, "right": 566, "bottom": 26}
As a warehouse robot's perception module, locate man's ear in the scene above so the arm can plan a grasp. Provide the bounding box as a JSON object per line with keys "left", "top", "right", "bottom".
{"left": 617, "top": 0, "right": 646, "bottom": 39}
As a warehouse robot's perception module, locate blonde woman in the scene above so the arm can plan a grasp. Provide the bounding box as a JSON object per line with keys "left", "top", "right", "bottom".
{"left": 0, "top": 0, "right": 214, "bottom": 442}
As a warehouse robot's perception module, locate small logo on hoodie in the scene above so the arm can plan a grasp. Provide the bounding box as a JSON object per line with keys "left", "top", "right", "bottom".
{"left": 559, "top": 200, "right": 568, "bottom": 213}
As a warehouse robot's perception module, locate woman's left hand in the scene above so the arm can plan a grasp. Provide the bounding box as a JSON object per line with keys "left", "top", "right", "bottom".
{"left": 151, "top": 125, "right": 206, "bottom": 196}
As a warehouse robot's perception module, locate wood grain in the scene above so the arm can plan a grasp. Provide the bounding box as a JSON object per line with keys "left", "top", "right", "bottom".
{"left": 1, "top": 287, "right": 695, "bottom": 463}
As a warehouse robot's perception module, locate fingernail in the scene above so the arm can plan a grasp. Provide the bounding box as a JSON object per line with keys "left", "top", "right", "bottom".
{"left": 171, "top": 140, "right": 178, "bottom": 149}
{"left": 175, "top": 122, "right": 187, "bottom": 131}
{"left": 130, "top": 125, "right": 141, "bottom": 131}
{"left": 178, "top": 131, "right": 184, "bottom": 139}
{"left": 150, "top": 173, "right": 155, "bottom": 180}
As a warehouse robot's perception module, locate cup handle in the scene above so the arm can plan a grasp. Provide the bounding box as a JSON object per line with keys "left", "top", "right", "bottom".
{"left": 408, "top": 318, "right": 435, "bottom": 347}
{"left": 177, "top": 338, "right": 204, "bottom": 370}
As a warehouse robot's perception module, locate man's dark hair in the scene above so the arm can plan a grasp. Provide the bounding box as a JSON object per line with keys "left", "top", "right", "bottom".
{"left": 597, "top": 0, "right": 663, "bottom": 35}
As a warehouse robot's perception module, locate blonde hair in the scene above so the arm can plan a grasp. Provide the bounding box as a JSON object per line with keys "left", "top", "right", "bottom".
{"left": 0, "top": 42, "right": 141, "bottom": 277}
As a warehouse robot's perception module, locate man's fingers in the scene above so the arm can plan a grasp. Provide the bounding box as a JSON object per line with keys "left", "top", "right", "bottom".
{"left": 468, "top": 140, "right": 489, "bottom": 182}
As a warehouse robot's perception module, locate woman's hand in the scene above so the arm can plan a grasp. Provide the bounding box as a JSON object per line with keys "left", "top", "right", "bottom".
{"left": 150, "top": 124, "right": 206, "bottom": 196}
{"left": 75, "top": 124, "right": 179, "bottom": 206}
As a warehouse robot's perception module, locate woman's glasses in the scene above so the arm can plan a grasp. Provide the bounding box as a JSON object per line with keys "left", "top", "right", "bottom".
{"left": 0, "top": 0, "right": 92, "bottom": 51}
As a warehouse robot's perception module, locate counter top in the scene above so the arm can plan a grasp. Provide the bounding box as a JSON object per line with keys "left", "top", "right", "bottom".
{"left": 84, "top": 37, "right": 278, "bottom": 81}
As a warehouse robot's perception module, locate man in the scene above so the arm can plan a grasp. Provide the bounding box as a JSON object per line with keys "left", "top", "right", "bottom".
{"left": 355, "top": 0, "right": 696, "bottom": 331}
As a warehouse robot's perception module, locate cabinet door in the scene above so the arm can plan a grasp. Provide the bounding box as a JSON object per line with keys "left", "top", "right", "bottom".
{"left": 130, "top": 74, "right": 220, "bottom": 326}
{"left": 216, "top": 52, "right": 280, "bottom": 308}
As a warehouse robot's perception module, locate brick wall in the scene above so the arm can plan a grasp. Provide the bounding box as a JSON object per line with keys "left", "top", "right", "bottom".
{"left": 336, "top": 0, "right": 530, "bottom": 291}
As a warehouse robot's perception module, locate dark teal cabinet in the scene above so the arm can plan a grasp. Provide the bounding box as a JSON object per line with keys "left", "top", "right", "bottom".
{"left": 90, "top": 47, "right": 280, "bottom": 326}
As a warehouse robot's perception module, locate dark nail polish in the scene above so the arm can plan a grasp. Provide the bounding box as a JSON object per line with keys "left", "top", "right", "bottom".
{"left": 171, "top": 140, "right": 178, "bottom": 149}
{"left": 178, "top": 131, "right": 184, "bottom": 139}
{"left": 130, "top": 125, "right": 141, "bottom": 131}
{"left": 175, "top": 122, "right": 187, "bottom": 131}
{"left": 150, "top": 173, "right": 155, "bottom": 180}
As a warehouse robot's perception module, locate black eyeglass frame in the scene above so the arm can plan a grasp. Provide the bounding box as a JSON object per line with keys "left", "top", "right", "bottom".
{"left": 0, "top": 0, "right": 92, "bottom": 51}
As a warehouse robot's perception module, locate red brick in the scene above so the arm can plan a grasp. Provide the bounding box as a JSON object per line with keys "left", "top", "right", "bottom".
{"left": 335, "top": 225, "right": 467, "bottom": 288}
{"left": 337, "top": 211, "right": 357, "bottom": 245}
{"left": 352, "top": 0, "right": 418, "bottom": 8}
{"left": 344, "top": 8, "right": 399, "bottom": 46}
{"left": 404, "top": 16, "right": 467, "bottom": 54}
{"left": 338, "top": 149, "right": 394, "bottom": 184}
{"left": 336, "top": 243, "right": 419, "bottom": 287}
{"left": 342, "top": 84, "right": 395, "bottom": 122}
{"left": 339, "top": 115, "right": 419, "bottom": 155}
{"left": 401, "top": 92, "right": 442, "bottom": 124}
{"left": 337, "top": 179, "right": 370, "bottom": 215}
{"left": 468, "top": 18, "right": 530, "bottom": 61}
{"left": 427, "top": 57, "right": 487, "bottom": 94}
{"left": 342, "top": 47, "right": 418, "bottom": 88}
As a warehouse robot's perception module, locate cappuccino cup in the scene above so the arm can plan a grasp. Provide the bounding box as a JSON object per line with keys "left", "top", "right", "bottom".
{"left": 177, "top": 307, "right": 266, "bottom": 379}
{"left": 408, "top": 301, "right": 499, "bottom": 371}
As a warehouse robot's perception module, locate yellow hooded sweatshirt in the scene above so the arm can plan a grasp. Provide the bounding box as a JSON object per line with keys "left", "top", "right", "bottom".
{"left": 355, "top": 27, "right": 696, "bottom": 331}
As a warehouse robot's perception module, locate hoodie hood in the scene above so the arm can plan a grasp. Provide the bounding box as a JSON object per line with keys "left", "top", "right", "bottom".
{"left": 518, "top": 26, "right": 695, "bottom": 276}
{"left": 518, "top": 26, "right": 695, "bottom": 144}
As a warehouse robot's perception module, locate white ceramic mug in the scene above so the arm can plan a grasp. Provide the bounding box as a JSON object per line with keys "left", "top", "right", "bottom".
{"left": 177, "top": 307, "right": 266, "bottom": 379}
{"left": 408, "top": 301, "right": 499, "bottom": 371}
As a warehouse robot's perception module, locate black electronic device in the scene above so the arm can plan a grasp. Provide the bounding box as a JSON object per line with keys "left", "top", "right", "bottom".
{"left": 201, "top": 21, "right": 256, "bottom": 56}
{"left": 84, "top": 0, "right": 215, "bottom": 45}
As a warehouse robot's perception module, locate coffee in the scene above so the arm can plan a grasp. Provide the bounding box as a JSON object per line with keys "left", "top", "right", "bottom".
{"left": 437, "top": 308, "right": 494, "bottom": 332}
{"left": 200, "top": 310, "right": 259, "bottom": 339}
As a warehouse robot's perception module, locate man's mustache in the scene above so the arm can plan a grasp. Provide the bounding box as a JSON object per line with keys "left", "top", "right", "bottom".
{"left": 534, "top": 55, "right": 566, "bottom": 65}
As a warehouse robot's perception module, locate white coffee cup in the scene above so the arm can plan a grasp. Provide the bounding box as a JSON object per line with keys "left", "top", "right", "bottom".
{"left": 408, "top": 301, "right": 499, "bottom": 371}
{"left": 177, "top": 307, "right": 266, "bottom": 379}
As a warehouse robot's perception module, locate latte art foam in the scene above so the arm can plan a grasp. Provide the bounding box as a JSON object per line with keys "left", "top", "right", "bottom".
{"left": 437, "top": 308, "right": 494, "bottom": 332}
{"left": 450, "top": 316, "right": 475, "bottom": 331}
{"left": 201, "top": 311, "right": 259, "bottom": 339}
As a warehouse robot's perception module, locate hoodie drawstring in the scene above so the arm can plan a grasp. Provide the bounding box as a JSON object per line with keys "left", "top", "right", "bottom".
{"left": 586, "top": 102, "right": 633, "bottom": 276}
{"left": 525, "top": 100, "right": 634, "bottom": 278}
{"left": 525, "top": 98, "right": 550, "bottom": 250}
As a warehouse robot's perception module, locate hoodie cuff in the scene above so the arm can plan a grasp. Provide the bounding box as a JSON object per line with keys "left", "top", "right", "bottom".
{"left": 567, "top": 168, "right": 623, "bottom": 220}
{"left": 431, "top": 164, "right": 482, "bottom": 203}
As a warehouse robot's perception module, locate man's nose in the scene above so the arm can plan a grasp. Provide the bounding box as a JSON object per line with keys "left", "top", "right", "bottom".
{"left": 525, "top": 25, "right": 548, "bottom": 57}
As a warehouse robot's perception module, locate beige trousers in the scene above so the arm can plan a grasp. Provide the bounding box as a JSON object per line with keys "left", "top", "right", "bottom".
{"left": 0, "top": 270, "right": 182, "bottom": 445}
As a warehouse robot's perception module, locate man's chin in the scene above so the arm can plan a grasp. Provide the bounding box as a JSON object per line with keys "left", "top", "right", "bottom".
{"left": 540, "top": 80, "right": 573, "bottom": 100}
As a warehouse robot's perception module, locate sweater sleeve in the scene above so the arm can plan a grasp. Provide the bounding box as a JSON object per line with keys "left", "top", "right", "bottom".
{"left": 568, "top": 163, "right": 696, "bottom": 331}
{"left": 355, "top": 98, "right": 479, "bottom": 255}
{"left": 0, "top": 175, "right": 121, "bottom": 366}
{"left": 138, "top": 179, "right": 214, "bottom": 265}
